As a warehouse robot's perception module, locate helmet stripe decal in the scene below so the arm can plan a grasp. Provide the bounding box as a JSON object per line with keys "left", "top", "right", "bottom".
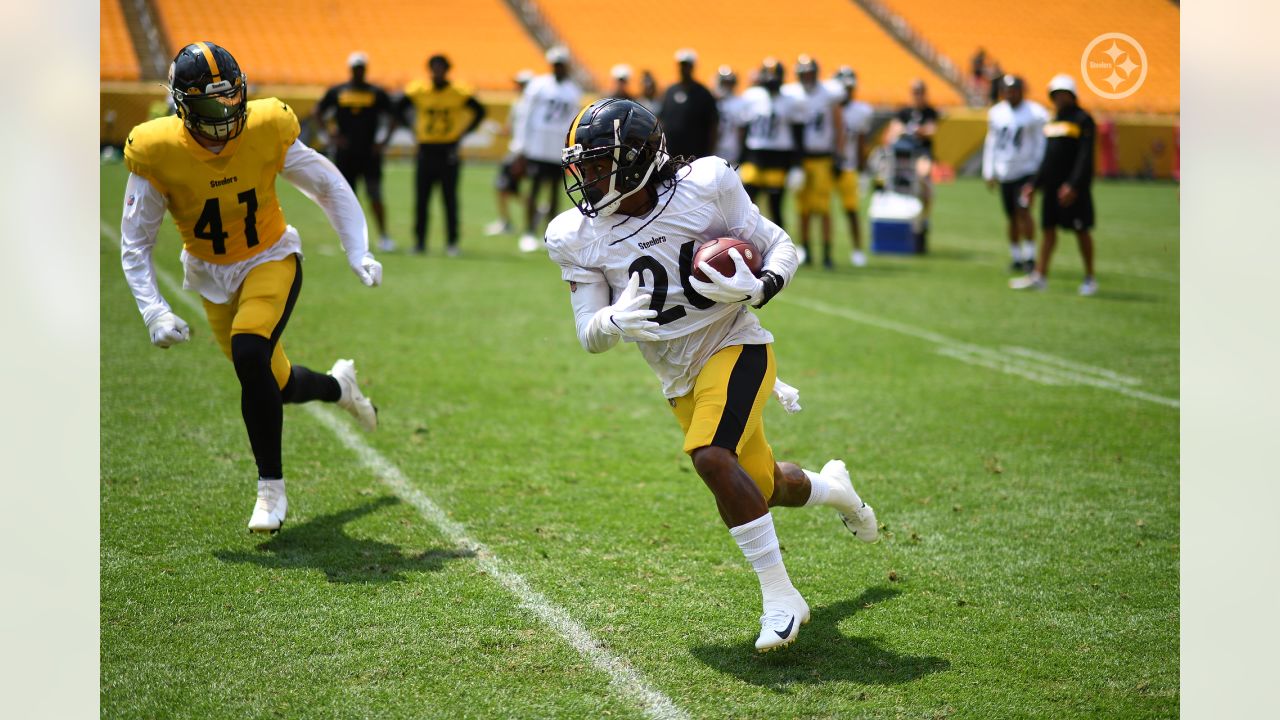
{"left": 195, "top": 41, "right": 222, "bottom": 80}
{"left": 567, "top": 103, "right": 593, "bottom": 147}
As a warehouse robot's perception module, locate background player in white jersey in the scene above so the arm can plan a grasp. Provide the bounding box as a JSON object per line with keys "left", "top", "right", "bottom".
{"left": 783, "top": 56, "right": 843, "bottom": 269}
{"left": 833, "top": 67, "right": 874, "bottom": 267}
{"left": 982, "top": 75, "right": 1048, "bottom": 272}
{"left": 513, "top": 46, "right": 583, "bottom": 252}
{"left": 547, "top": 98, "right": 878, "bottom": 653}
{"left": 737, "top": 59, "right": 806, "bottom": 233}
{"left": 485, "top": 69, "right": 535, "bottom": 237}
{"left": 713, "top": 66, "right": 747, "bottom": 166}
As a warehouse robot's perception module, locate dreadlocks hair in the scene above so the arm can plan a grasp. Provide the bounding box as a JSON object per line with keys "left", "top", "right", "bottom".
{"left": 654, "top": 153, "right": 694, "bottom": 189}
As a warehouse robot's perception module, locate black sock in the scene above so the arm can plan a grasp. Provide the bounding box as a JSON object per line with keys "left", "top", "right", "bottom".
{"left": 282, "top": 365, "right": 342, "bottom": 404}
{"left": 231, "top": 334, "right": 283, "bottom": 479}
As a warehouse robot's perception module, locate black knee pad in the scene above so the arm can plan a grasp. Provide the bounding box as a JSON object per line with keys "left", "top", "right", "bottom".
{"left": 230, "top": 334, "right": 273, "bottom": 382}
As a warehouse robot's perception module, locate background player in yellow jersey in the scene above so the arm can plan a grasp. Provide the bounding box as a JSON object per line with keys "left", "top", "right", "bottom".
{"left": 401, "top": 54, "right": 487, "bottom": 256}
{"left": 118, "top": 42, "right": 384, "bottom": 533}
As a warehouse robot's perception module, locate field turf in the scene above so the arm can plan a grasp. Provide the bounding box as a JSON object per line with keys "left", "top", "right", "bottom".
{"left": 100, "top": 160, "right": 1178, "bottom": 719}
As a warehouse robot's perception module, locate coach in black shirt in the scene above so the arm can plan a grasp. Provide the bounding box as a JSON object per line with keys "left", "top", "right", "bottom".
{"left": 1011, "top": 74, "right": 1098, "bottom": 296}
{"left": 313, "top": 52, "right": 396, "bottom": 251}
{"left": 658, "top": 49, "right": 719, "bottom": 159}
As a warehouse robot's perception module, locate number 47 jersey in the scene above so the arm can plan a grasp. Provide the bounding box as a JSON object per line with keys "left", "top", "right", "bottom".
{"left": 547, "top": 156, "right": 799, "bottom": 398}
{"left": 124, "top": 98, "right": 299, "bottom": 265}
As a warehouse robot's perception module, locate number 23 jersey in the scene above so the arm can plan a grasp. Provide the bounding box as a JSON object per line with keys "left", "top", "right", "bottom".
{"left": 124, "top": 98, "right": 299, "bottom": 265}
{"left": 547, "top": 156, "right": 796, "bottom": 398}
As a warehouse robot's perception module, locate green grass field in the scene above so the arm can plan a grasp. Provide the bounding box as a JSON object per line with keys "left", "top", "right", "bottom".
{"left": 101, "top": 160, "right": 1178, "bottom": 719}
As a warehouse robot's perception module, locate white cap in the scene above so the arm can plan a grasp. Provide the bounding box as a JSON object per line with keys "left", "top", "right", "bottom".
{"left": 611, "top": 64, "right": 632, "bottom": 80}
{"left": 347, "top": 51, "right": 368, "bottom": 68}
{"left": 1048, "top": 73, "right": 1077, "bottom": 96}
{"left": 545, "top": 46, "right": 570, "bottom": 64}
{"left": 514, "top": 69, "right": 535, "bottom": 85}
{"left": 675, "top": 48, "right": 697, "bottom": 64}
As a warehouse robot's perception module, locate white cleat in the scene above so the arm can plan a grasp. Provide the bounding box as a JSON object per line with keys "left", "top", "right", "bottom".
{"left": 484, "top": 219, "right": 512, "bottom": 236}
{"left": 248, "top": 479, "right": 287, "bottom": 534}
{"left": 1009, "top": 272, "right": 1047, "bottom": 291}
{"left": 851, "top": 250, "right": 867, "bottom": 267}
{"left": 822, "top": 459, "right": 878, "bottom": 543}
{"left": 1078, "top": 277, "right": 1098, "bottom": 296}
{"left": 518, "top": 233, "right": 540, "bottom": 253}
{"left": 331, "top": 358, "right": 378, "bottom": 431}
{"left": 755, "top": 592, "right": 811, "bottom": 653}
{"left": 377, "top": 236, "right": 396, "bottom": 252}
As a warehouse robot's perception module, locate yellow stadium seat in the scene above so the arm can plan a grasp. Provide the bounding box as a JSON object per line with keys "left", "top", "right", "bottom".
{"left": 101, "top": 0, "right": 141, "bottom": 81}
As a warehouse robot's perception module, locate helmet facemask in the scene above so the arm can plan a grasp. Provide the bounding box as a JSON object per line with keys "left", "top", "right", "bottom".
{"left": 562, "top": 117, "right": 667, "bottom": 218}
{"left": 170, "top": 65, "right": 248, "bottom": 143}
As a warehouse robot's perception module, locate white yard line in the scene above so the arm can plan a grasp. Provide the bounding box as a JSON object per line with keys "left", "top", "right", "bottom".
{"left": 779, "top": 295, "right": 1179, "bottom": 409}
{"left": 99, "top": 221, "right": 689, "bottom": 720}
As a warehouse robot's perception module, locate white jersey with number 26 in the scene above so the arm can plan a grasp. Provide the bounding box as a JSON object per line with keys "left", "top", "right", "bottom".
{"left": 546, "top": 156, "right": 799, "bottom": 397}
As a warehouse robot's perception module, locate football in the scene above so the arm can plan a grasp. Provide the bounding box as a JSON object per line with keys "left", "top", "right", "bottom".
{"left": 691, "top": 237, "right": 762, "bottom": 283}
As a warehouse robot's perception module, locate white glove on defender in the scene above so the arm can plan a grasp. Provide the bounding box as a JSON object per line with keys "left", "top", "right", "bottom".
{"left": 351, "top": 252, "right": 383, "bottom": 287}
{"left": 597, "top": 272, "right": 659, "bottom": 341}
{"left": 689, "top": 248, "right": 764, "bottom": 306}
{"left": 147, "top": 310, "right": 190, "bottom": 349}
{"left": 772, "top": 378, "right": 802, "bottom": 414}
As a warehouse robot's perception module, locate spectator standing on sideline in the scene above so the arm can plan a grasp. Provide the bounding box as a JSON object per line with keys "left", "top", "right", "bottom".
{"left": 485, "top": 69, "right": 534, "bottom": 237}
{"left": 609, "top": 64, "right": 634, "bottom": 100}
{"left": 638, "top": 70, "right": 661, "bottom": 115}
{"left": 313, "top": 52, "right": 396, "bottom": 251}
{"left": 1011, "top": 74, "right": 1099, "bottom": 296}
{"left": 512, "top": 46, "right": 583, "bottom": 253}
{"left": 713, "top": 66, "right": 747, "bottom": 166}
{"left": 659, "top": 49, "right": 719, "bottom": 159}
{"left": 982, "top": 75, "right": 1047, "bottom": 273}
{"left": 401, "top": 54, "right": 486, "bottom": 256}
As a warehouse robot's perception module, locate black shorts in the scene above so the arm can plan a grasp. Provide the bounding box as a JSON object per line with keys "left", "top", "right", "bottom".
{"left": 999, "top": 175, "right": 1034, "bottom": 218}
{"left": 334, "top": 149, "right": 384, "bottom": 201}
{"left": 526, "top": 159, "right": 563, "bottom": 183}
{"left": 495, "top": 155, "right": 523, "bottom": 193}
{"left": 1040, "top": 185, "right": 1095, "bottom": 231}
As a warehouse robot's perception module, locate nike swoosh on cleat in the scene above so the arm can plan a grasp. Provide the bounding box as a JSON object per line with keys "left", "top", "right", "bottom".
{"left": 774, "top": 616, "right": 795, "bottom": 639}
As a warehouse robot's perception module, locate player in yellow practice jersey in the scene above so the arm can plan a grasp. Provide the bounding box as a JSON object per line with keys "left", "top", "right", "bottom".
{"left": 118, "top": 42, "right": 384, "bottom": 533}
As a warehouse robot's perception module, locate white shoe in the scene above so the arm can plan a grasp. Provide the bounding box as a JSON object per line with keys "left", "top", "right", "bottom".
{"left": 484, "top": 219, "right": 512, "bottom": 236}
{"left": 821, "top": 459, "right": 878, "bottom": 543}
{"left": 330, "top": 358, "right": 378, "bottom": 431}
{"left": 446, "top": 245, "right": 461, "bottom": 257}
{"left": 248, "top": 479, "right": 287, "bottom": 533}
{"left": 1009, "top": 272, "right": 1047, "bottom": 291}
{"left": 1078, "top": 277, "right": 1098, "bottom": 296}
{"left": 851, "top": 250, "right": 867, "bottom": 267}
{"left": 377, "top": 236, "right": 396, "bottom": 252}
{"left": 755, "top": 591, "right": 811, "bottom": 653}
{"left": 518, "top": 233, "right": 539, "bottom": 253}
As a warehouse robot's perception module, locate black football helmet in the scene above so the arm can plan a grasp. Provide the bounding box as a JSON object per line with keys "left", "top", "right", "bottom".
{"left": 758, "top": 58, "right": 784, "bottom": 93}
{"left": 168, "top": 41, "right": 248, "bottom": 142}
{"left": 562, "top": 98, "right": 668, "bottom": 218}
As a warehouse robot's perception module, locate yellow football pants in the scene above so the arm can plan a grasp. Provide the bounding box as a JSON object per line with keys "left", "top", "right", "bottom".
{"left": 797, "top": 156, "right": 835, "bottom": 215}
{"left": 202, "top": 254, "right": 299, "bottom": 389}
{"left": 671, "top": 344, "right": 778, "bottom": 501}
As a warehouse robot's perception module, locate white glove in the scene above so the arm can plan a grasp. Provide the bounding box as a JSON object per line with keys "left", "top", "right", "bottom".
{"left": 688, "top": 248, "right": 764, "bottom": 305}
{"left": 147, "top": 310, "right": 190, "bottom": 349}
{"left": 772, "top": 378, "right": 802, "bottom": 414}
{"left": 786, "top": 166, "right": 806, "bottom": 191}
{"left": 597, "top": 272, "right": 659, "bottom": 341}
{"left": 352, "top": 252, "right": 382, "bottom": 287}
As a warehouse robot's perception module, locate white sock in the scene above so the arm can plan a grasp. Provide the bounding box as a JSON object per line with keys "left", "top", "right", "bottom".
{"left": 258, "top": 478, "right": 285, "bottom": 492}
{"left": 1009, "top": 244, "right": 1021, "bottom": 261}
{"left": 1021, "top": 239, "right": 1036, "bottom": 262}
{"left": 802, "top": 468, "right": 863, "bottom": 511}
{"left": 729, "top": 513, "right": 796, "bottom": 606}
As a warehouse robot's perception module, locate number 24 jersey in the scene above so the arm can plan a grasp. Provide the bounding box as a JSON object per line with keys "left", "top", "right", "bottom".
{"left": 546, "top": 156, "right": 795, "bottom": 397}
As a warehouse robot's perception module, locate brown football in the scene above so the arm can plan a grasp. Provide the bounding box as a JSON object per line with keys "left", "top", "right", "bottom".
{"left": 691, "top": 238, "right": 763, "bottom": 283}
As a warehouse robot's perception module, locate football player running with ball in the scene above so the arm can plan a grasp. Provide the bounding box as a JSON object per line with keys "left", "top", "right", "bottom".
{"left": 547, "top": 99, "right": 879, "bottom": 652}
{"left": 118, "top": 42, "right": 382, "bottom": 533}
